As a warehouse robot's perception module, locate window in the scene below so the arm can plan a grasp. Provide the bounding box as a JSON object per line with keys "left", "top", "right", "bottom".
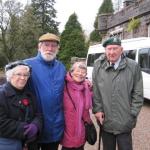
{"left": 138, "top": 48, "right": 150, "bottom": 73}
{"left": 123, "top": 50, "right": 136, "bottom": 60}
{"left": 87, "top": 53, "right": 102, "bottom": 67}
{"left": 148, "top": 24, "right": 150, "bottom": 37}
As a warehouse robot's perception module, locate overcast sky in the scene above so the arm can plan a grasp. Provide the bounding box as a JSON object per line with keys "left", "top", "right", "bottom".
{"left": 20, "top": 0, "right": 103, "bottom": 35}
{"left": 55, "top": 0, "right": 103, "bottom": 35}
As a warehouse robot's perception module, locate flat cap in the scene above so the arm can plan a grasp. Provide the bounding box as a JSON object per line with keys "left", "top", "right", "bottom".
{"left": 102, "top": 37, "right": 121, "bottom": 47}
{"left": 5, "top": 60, "right": 31, "bottom": 72}
{"left": 39, "top": 33, "right": 60, "bottom": 43}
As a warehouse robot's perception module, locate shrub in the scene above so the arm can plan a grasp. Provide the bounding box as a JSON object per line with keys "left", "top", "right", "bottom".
{"left": 127, "top": 18, "right": 140, "bottom": 32}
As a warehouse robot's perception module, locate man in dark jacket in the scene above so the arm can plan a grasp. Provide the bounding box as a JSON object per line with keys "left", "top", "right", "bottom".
{"left": 92, "top": 37, "right": 143, "bottom": 150}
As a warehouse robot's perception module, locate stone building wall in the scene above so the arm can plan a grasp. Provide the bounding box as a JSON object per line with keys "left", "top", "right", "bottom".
{"left": 98, "top": 0, "right": 150, "bottom": 40}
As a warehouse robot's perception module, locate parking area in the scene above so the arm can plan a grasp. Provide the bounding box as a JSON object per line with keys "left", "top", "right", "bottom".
{"left": 84, "top": 100, "right": 150, "bottom": 150}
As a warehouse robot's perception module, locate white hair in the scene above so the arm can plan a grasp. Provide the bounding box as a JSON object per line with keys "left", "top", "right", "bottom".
{"left": 5, "top": 65, "right": 30, "bottom": 81}
{"left": 70, "top": 61, "right": 87, "bottom": 73}
{"left": 38, "top": 42, "right": 59, "bottom": 61}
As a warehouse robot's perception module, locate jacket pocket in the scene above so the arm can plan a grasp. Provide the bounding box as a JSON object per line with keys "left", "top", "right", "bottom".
{"left": 124, "top": 115, "right": 137, "bottom": 131}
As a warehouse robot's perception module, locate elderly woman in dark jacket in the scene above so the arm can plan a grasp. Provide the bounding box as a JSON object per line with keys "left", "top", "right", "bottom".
{"left": 0, "top": 61, "right": 43, "bottom": 150}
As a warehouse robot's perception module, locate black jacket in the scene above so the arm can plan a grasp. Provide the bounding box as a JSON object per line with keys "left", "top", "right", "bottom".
{"left": 0, "top": 82, "right": 43, "bottom": 141}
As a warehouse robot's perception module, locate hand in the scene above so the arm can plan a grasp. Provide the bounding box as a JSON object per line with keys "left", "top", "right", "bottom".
{"left": 85, "top": 79, "right": 93, "bottom": 89}
{"left": 95, "top": 112, "right": 104, "bottom": 125}
{"left": 24, "top": 123, "right": 38, "bottom": 139}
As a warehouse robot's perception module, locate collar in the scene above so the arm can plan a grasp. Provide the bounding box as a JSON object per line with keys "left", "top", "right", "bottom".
{"left": 3, "top": 82, "right": 20, "bottom": 97}
{"left": 110, "top": 56, "right": 121, "bottom": 70}
{"left": 101, "top": 54, "right": 127, "bottom": 70}
{"left": 3, "top": 82, "right": 30, "bottom": 97}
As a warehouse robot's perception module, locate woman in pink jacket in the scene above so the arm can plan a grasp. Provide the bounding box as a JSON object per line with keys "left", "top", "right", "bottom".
{"left": 61, "top": 62, "right": 93, "bottom": 150}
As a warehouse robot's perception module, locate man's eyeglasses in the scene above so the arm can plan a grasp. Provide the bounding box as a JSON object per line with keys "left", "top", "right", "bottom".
{"left": 13, "top": 73, "right": 30, "bottom": 78}
{"left": 42, "top": 42, "right": 58, "bottom": 48}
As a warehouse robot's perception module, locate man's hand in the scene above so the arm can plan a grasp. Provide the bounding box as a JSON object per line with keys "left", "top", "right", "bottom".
{"left": 95, "top": 112, "right": 105, "bottom": 125}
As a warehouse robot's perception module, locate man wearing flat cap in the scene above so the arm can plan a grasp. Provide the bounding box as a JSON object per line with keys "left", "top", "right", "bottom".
{"left": 25, "top": 33, "right": 66, "bottom": 150}
{"left": 92, "top": 37, "right": 143, "bottom": 150}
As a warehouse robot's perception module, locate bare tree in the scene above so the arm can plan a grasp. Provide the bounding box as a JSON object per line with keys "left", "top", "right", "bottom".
{"left": 0, "top": 0, "right": 23, "bottom": 62}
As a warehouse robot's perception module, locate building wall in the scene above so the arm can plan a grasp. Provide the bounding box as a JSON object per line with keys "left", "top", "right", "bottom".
{"left": 98, "top": 0, "right": 150, "bottom": 40}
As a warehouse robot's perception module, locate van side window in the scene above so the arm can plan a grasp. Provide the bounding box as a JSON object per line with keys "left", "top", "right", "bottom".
{"left": 123, "top": 50, "right": 136, "bottom": 60}
{"left": 138, "top": 48, "right": 150, "bottom": 73}
{"left": 87, "top": 53, "right": 102, "bottom": 67}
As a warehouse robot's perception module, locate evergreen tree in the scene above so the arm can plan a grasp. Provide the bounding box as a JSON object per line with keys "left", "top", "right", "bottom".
{"left": 89, "top": 15, "right": 102, "bottom": 43}
{"left": 18, "top": 5, "right": 42, "bottom": 58}
{"left": 90, "top": 29, "right": 101, "bottom": 43}
{"left": 99, "top": 0, "right": 114, "bottom": 14}
{"left": 89, "top": 0, "right": 114, "bottom": 43}
{"left": 59, "top": 13, "right": 87, "bottom": 69}
{"left": 31, "top": 0, "right": 59, "bottom": 34}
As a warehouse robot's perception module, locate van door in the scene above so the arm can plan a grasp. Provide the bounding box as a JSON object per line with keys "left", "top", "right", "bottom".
{"left": 138, "top": 48, "right": 150, "bottom": 100}
{"left": 86, "top": 53, "right": 103, "bottom": 81}
{"left": 138, "top": 48, "right": 150, "bottom": 73}
{"left": 87, "top": 53, "right": 102, "bottom": 67}
{"left": 123, "top": 50, "right": 136, "bottom": 60}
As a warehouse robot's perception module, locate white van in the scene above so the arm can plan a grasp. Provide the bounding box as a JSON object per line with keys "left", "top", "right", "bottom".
{"left": 86, "top": 37, "right": 150, "bottom": 100}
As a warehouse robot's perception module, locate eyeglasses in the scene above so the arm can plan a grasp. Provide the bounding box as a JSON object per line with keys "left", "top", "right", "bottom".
{"left": 42, "top": 42, "right": 58, "bottom": 48}
{"left": 13, "top": 73, "right": 30, "bottom": 78}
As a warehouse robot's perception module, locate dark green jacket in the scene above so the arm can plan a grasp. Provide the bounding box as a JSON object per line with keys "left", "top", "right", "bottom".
{"left": 92, "top": 54, "right": 143, "bottom": 134}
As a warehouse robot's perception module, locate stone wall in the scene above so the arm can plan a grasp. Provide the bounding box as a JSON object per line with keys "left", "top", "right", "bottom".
{"left": 98, "top": 0, "right": 150, "bottom": 39}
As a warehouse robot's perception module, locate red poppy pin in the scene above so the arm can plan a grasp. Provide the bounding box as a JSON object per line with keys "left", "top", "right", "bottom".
{"left": 21, "top": 98, "right": 30, "bottom": 106}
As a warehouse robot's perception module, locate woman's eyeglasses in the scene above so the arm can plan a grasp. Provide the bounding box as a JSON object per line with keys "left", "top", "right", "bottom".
{"left": 13, "top": 73, "right": 30, "bottom": 78}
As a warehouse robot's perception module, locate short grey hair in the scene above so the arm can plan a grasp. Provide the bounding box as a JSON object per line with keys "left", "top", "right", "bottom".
{"left": 5, "top": 65, "right": 30, "bottom": 82}
{"left": 70, "top": 61, "right": 87, "bottom": 73}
